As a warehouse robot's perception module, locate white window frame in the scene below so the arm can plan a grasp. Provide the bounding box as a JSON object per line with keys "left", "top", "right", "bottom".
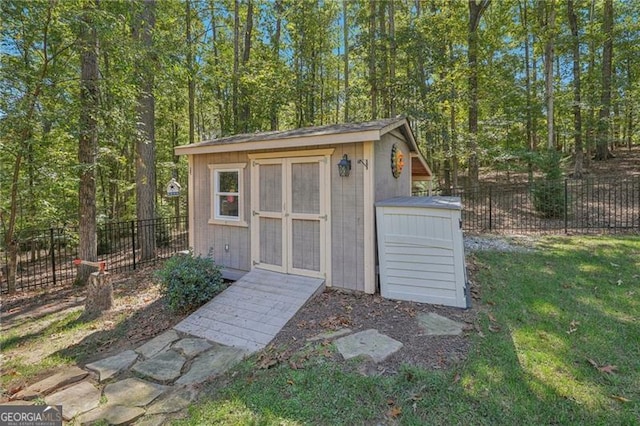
{"left": 208, "top": 163, "right": 247, "bottom": 227}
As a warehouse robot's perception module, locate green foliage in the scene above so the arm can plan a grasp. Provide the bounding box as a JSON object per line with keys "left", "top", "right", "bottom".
{"left": 155, "top": 252, "right": 225, "bottom": 314}
{"left": 532, "top": 152, "right": 566, "bottom": 218}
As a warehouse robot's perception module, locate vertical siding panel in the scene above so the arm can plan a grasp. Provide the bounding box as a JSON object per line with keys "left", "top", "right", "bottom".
{"left": 374, "top": 132, "right": 412, "bottom": 202}
{"left": 331, "top": 145, "right": 345, "bottom": 288}
{"left": 192, "top": 152, "right": 251, "bottom": 273}
{"left": 355, "top": 142, "right": 365, "bottom": 292}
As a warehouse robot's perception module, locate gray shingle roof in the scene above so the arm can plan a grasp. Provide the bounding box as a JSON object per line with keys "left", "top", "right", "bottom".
{"left": 183, "top": 117, "right": 407, "bottom": 148}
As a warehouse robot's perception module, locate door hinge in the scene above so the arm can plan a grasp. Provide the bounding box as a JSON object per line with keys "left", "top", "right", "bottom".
{"left": 253, "top": 260, "right": 259, "bottom": 266}
{"left": 253, "top": 210, "right": 260, "bottom": 216}
{"left": 320, "top": 214, "right": 328, "bottom": 220}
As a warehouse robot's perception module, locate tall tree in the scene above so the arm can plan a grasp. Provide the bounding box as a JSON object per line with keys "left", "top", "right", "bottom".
{"left": 77, "top": 0, "right": 100, "bottom": 285}
{"left": 134, "top": 0, "right": 156, "bottom": 261}
{"left": 239, "top": 0, "right": 253, "bottom": 132}
{"left": 232, "top": 0, "right": 240, "bottom": 132}
{"left": 541, "top": 0, "right": 556, "bottom": 151}
{"left": 186, "top": 0, "right": 195, "bottom": 145}
{"left": 342, "top": 0, "right": 350, "bottom": 122}
{"left": 595, "top": 0, "right": 614, "bottom": 160}
{"left": 567, "top": 0, "right": 584, "bottom": 176}
{"left": 368, "top": 0, "right": 377, "bottom": 119}
{"left": 468, "top": 0, "right": 490, "bottom": 189}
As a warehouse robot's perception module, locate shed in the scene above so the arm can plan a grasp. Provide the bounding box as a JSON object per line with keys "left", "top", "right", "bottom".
{"left": 375, "top": 196, "right": 468, "bottom": 308}
{"left": 175, "top": 117, "right": 432, "bottom": 293}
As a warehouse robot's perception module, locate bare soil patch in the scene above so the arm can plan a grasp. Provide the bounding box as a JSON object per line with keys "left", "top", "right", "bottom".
{"left": 269, "top": 256, "right": 482, "bottom": 374}
{"left": 479, "top": 145, "right": 640, "bottom": 186}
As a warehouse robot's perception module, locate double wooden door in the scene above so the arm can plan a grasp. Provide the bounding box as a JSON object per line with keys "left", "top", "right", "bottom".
{"left": 250, "top": 155, "right": 329, "bottom": 279}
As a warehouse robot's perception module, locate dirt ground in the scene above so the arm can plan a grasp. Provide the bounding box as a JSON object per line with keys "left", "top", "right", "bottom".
{"left": 478, "top": 144, "right": 640, "bottom": 185}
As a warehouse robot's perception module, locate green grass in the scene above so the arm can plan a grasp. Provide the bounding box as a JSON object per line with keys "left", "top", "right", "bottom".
{"left": 178, "top": 236, "right": 640, "bottom": 425}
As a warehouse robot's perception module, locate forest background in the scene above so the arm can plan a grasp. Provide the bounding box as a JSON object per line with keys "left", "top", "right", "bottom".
{"left": 1, "top": 0, "right": 638, "bottom": 284}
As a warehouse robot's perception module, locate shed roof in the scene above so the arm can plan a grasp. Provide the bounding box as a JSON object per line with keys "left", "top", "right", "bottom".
{"left": 175, "top": 117, "right": 432, "bottom": 179}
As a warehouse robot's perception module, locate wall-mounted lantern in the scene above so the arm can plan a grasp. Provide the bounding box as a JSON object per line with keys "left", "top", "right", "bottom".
{"left": 337, "top": 154, "right": 351, "bottom": 177}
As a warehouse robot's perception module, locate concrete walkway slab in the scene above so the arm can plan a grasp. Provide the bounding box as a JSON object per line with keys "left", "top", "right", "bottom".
{"left": 417, "top": 312, "right": 464, "bottom": 336}
{"left": 85, "top": 349, "right": 138, "bottom": 382}
{"left": 174, "top": 269, "right": 324, "bottom": 353}
{"left": 335, "top": 329, "right": 403, "bottom": 363}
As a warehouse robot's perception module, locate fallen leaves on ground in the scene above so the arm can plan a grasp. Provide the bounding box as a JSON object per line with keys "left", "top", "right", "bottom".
{"left": 567, "top": 320, "right": 580, "bottom": 334}
{"left": 587, "top": 358, "right": 618, "bottom": 374}
{"left": 610, "top": 395, "right": 631, "bottom": 403}
{"left": 320, "top": 315, "right": 351, "bottom": 330}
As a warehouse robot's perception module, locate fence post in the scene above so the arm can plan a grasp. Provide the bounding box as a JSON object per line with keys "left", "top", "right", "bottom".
{"left": 564, "top": 179, "right": 568, "bottom": 234}
{"left": 50, "top": 228, "right": 57, "bottom": 286}
{"left": 489, "top": 187, "right": 493, "bottom": 231}
{"left": 131, "top": 220, "right": 137, "bottom": 270}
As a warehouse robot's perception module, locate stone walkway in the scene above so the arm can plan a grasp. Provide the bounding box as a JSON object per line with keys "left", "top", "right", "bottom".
{"left": 8, "top": 330, "right": 250, "bottom": 425}
{"left": 4, "top": 294, "right": 464, "bottom": 425}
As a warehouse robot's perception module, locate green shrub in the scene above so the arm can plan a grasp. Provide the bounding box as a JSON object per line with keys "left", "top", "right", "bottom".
{"left": 532, "top": 151, "right": 567, "bottom": 219}
{"left": 155, "top": 252, "right": 225, "bottom": 314}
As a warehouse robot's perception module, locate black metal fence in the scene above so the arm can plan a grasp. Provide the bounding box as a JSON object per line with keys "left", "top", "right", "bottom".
{"left": 1, "top": 216, "right": 188, "bottom": 294}
{"left": 414, "top": 176, "right": 640, "bottom": 234}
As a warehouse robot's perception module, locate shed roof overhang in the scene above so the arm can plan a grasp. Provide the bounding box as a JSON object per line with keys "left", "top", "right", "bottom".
{"left": 175, "top": 117, "right": 432, "bottom": 180}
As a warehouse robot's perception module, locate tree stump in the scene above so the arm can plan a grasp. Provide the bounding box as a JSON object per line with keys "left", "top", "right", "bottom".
{"left": 85, "top": 271, "right": 113, "bottom": 315}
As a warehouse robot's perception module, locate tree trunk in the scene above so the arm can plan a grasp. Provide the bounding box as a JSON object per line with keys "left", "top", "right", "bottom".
{"left": 568, "top": 0, "right": 584, "bottom": 177}
{"left": 468, "top": 0, "right": 490, "bottom": 190}
{"left": 186, "top": 0, "right": 195, "bottom": 145}
{"left": 543, "top": 0, "right": 556, "bottom": 151}
{"left": 389, "top": 0, "right": 396, "bottom": 117}
{"left": 270, "top": 0, "right": 282, "bottom": 130}
{"left": 85, "top": 272, "right": 113, "bottom": 316}
{"left": 449, "top": 42, "right": 457, "bottom": 191}
{"left": 78, "top": 0, "right": 100, "bottom": 285}
{"left": 209, "top": 2, "right": 226, "bottom": 135}
{"left": 519, "top": 0, "right": 534, "bottom": 182}
{"left": 377, "top": 1, "right": 388, "bottom": 117}
{"left": 595, "top": 0, "right": 614, "bottom": 160}
{"left": 368, "top": 0, "right": 377, "bottom": 119}
{"left": 239, "top": 0, "right": 253, "bottom": 132}
{"left": 134, "top": 0, "right": 156, "bottom": 261}
{"left": 232, "top": 0, "right": 240, "bottom": 132}
{"left": 342, "top": 0, "right": 349, "bottom": 122}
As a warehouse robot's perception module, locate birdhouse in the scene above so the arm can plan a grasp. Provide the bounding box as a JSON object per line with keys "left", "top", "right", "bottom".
{"left": 166, "top": 178, "right": 181, "bottom": 197}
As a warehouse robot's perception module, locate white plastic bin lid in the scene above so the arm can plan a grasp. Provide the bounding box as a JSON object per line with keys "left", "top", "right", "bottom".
{"left": 375, "top": 196, "right": 462, "bottom": 210}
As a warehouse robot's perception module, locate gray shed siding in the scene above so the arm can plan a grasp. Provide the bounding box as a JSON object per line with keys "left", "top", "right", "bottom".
{"left": 191, "top": 151, "right": 251, "bottom": 271}
{"left": 330, "top": 143, "right": 365, "bottom": 292}
{"left": 374, "top": 131, "right": 411, "bottom": 202}
{"left": 189, "top": 144, "right": 366, "bottom": 292}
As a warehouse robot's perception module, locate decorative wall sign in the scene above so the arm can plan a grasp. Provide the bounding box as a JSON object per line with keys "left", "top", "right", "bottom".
{"left": 391, "top": 144, "right": 405, "bottom": 178}
{"left": 166, "top": 178, "right": 181, "bottom": 197}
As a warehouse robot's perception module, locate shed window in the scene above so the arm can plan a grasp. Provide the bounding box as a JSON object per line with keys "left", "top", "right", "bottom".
{"left": 208, "top": 163, "right": 247, "bottom": 226}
